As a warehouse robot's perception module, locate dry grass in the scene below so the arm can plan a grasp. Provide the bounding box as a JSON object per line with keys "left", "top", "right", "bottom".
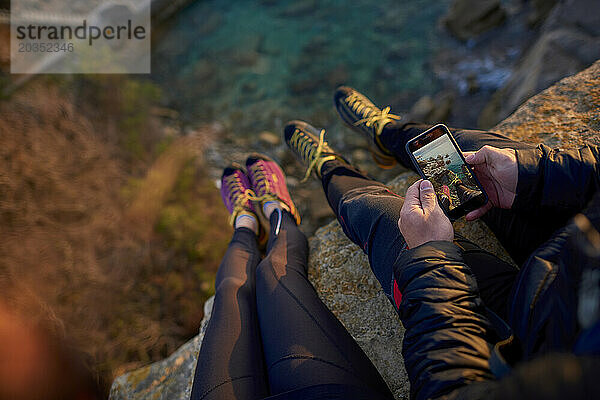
{"left": 0, "top": 78, "right": 231, "bottom": 394}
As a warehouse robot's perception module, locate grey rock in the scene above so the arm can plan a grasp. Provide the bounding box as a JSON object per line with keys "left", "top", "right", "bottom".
{"left": 442, "top": 0, "right": 507, "bottom": 41}
{"left": 493, "top": 59, "right": 600, "bottom": 148}
{"left": 110, "top": 60, "right": 600, "bottom": 400}
{"left": 408, "top": 95, "right": 435, "bottom": 122}
{"left": 278, "top": 0, "right": 317, "bottom": 17}
{"left": 479, "top": 0, "right": 600, "bottom": 128}
{"left": 196, "top": 11, "right": 223, "bottom": 36}
{"left": 409, "top": 92, "right": 455, "bottom": 124}
{"left": 527, "top": 0, "right": 558, "bottom": 26}
{"left": 258, "top": 130, "right": 281, "bottom": 146}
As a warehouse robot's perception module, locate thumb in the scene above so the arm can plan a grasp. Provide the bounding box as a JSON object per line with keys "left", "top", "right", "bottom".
{"left": 404, "top": 179, "right": 423, "bottom": 210}
{"left": 419, "top": 180, "right": 437, "bottom": 212}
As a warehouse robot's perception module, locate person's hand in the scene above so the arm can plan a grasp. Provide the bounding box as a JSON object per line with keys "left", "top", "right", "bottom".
{"left": 399, "top": 179, "right": 454, "bottom": 248}
{"left": 464, "top": 145, "right": 517, "bottom": 220}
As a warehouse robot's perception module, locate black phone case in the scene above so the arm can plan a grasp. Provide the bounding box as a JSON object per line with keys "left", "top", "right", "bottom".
{"left": 404, "top": 124, "right": 488, "bottom": 220}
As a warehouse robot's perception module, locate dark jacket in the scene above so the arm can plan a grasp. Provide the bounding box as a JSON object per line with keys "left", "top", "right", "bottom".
{"left": 394, "top": 144, "right": 600, "bottom": 399}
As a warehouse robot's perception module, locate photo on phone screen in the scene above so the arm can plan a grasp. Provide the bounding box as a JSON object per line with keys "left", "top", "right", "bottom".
{"left": 410, "top": 128, "right": 485, "bottom": 214}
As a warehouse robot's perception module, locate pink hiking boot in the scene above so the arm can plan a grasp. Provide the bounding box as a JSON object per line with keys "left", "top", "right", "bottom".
{"left": 245, "top": 153, "right": 301, "bottom": 226}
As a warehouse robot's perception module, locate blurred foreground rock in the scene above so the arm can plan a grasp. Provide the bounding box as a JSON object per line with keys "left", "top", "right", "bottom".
{"left": 110, "top": 60, "right": 600, "bottom": 399}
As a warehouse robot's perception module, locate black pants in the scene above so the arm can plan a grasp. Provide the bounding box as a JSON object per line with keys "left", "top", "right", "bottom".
{"left": 191, "top": 211, "right": 394, "bottom": 400}
{"left": 322, "top": 122, "right": 574, "bottom": 320}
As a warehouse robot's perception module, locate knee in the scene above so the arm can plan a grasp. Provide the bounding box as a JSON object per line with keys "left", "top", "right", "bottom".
{"left": 215, "top": 276, "right": 253, "bottom": 300}
{"left": 267, "top": 220, "right": 309, "bottom": 253}
{"left": 339, "top": 185, "right": 392, "bottom": 208}
{"left": 255, "top": 260, "right": 275, "bottom": 288}
{"left": 339, "top": 186, "right": 401, "bottom": 220}
{"left": 284, "top": 228, "right": 308, "bottom": 252}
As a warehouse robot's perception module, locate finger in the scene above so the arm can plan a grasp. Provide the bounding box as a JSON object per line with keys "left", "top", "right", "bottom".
{"left": 465, "top": 147, "right": 488, "bottom": 165}
{"left": 419, "top": 180, "right": 437, "bottom": 212}
{"left": 465, "top": 202, "right": 493, "bottom": 221}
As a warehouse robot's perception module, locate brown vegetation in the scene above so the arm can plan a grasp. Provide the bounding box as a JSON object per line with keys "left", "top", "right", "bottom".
{"left": 0, "top": 77, "right": 231, "bottom": 394}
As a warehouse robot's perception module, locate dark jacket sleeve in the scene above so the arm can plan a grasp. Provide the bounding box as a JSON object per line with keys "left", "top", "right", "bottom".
{"left": 513, "top": 144, "right": 600, "bottom": 213}
{"left": 394, "top": 241, "right": 495, "bottom": 400}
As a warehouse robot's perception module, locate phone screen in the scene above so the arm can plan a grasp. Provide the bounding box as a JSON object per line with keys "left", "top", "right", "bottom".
{"left": 410, "top": 127, "right": 484, "bottom": 213}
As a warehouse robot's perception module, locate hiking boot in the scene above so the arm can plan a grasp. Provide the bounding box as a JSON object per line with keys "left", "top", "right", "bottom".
{"left": 334, "top": 86, "right": 401, "bottom": 169}
{"left": 221, "top": 164, "right": 267, "bottom": 243}
{"left": 246, "top": 153, "right": 301, "bottom": 226}
{"left": 284, "top": 120, "right": 345, "bottom": 181}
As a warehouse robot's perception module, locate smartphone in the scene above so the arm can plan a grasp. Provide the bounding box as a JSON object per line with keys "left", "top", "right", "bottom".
{"left": 405, "top": 124, "right": 488, "bottom": 220}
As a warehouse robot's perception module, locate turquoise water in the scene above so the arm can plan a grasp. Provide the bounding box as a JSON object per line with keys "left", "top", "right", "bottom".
{"left": 152, "top": 0, "right": 451, "bottom": 139}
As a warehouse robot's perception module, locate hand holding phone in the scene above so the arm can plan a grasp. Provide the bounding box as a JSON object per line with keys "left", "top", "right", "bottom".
{"left": 464, "top": 146, "right": 518, "bottom": 220}
{"left": 398, "top": 179, "right": 454, "bottom": 248}
{"left": 406, "top": 124, "right": 488, "bottom": 220}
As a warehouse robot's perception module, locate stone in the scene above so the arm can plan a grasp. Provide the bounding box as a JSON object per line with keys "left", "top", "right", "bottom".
{"left": 230, "top": 50, "right": 260, "bottom": 67}
{"left": 409, "top": 95, "right": 435, "bottom": 122}
{"left": 351, "top": 148, "right": 370, "bottom": 163}
{"left": 302, "top": 35, "right": 330, "bottom": 55}
{"left": 373, "top": 6, "right": 408, "bottom": 34}
{"left": 442, "top": 0, "right": 507, "bottom": 41}
{"left": 110, "top": 60, "right": 600, "bottom": 400}
{"left": 467, "top": 73, "right": 479, "bottom": 94}
{"left": 409, "top": 92, "right": 454, "bottom": 124}
{"left": 191, "top": 60, "right": 216, "bottom": 82}
{"left": 527, "top": 0, "right": 557, "bottom": 27}
{"left": 258, "top": 130, "right": 281, "bottom": 146}
{"left": 278, "top": 0, "right": 317, "bottom": 17}
{"left": 493, "top": 59, "right": 600, "bottom": 148}
{"left": 289, "top": 77, "right": 323, "bottom": 95}
{"left": 326, "top": 65, "right": 350, "bottom": 88}
{"left": 258, "top": 36, "right": 282, "bottom": 55}
{"left": 196, "top": 11, "right": 223, "bottom": 36}
{"left": 479, "top": 0, "right": 600, "bottom": 128}
{"left": 386, "top": 40, "right": 419, "bottom": 63}
{"left": 241, "top": 81, "right": 258, "bottom": 94}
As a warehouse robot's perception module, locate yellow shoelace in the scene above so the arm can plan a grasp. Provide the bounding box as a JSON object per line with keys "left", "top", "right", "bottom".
{"left": 346, "top": 92, "right": 402, "bottom": 137}
{"left": 224, "top": 173, "right": 256, "bottom": 226}
{"left": 246, "top": 163, "right": 281, "bottom": 206}
{"left": 289, "top": 128, "right": 329, "bottom": 183}
{"left": 247, "top": 163, "right": 271, "bottom": 198}
{"left": 246, "top": 162, "right": 301, "bottom": 225}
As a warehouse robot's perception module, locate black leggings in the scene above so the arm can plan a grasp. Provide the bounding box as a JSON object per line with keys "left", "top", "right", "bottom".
{"left": 190, "top": 211, "right": 394, "bottom": 400}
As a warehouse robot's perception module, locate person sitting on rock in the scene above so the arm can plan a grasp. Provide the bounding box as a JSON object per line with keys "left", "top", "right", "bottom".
{"left": 191, "top": 154, "right": 395, "bottom": 400}
{"left": 281, "top": 86, "right": 600, "bottom": 399}
{"left": 191, "top": 86, "right": 600, "bottom": 400}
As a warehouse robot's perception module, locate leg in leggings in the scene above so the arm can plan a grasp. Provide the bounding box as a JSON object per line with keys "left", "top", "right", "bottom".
{"left": 255, "top": 210, "right": 393, "bottom": 399}
{"left": 320, "top": 159, "right": 518, "bottom": 320}
{"left": 191, "top": 228, "right": 269, "bottom": 400}
{"left": 379, "top": 122, "right": 573, "bottom": 266}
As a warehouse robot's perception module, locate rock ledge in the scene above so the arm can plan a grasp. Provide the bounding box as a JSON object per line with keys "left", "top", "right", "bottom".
{"left": 110, "top": 60, "right": 600, "bottom": 400}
